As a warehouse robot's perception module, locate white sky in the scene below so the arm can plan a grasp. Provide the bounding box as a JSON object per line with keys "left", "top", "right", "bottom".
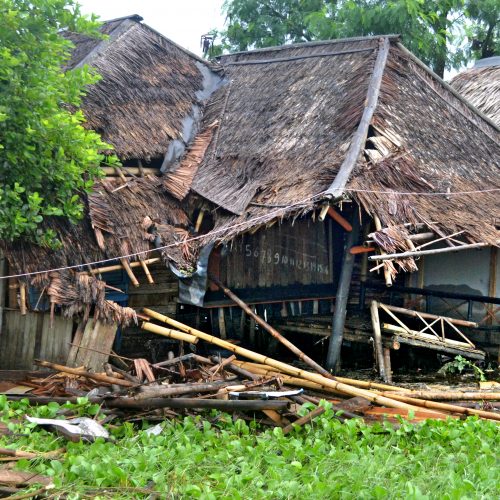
{"left": 77, "top": 0, "right": 226, "bottom": 55}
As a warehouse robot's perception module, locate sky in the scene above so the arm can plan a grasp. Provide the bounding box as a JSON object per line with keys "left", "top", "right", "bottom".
{"left": 77, "top": 0, "right": 226, "bottom": 55}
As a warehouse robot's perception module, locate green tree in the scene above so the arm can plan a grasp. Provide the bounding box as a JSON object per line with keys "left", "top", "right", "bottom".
{"left": 0, "top": 0, "right": 117, "bottom": 247}
{"left": 218, "top": 0, "right": 500, "bottom": 77}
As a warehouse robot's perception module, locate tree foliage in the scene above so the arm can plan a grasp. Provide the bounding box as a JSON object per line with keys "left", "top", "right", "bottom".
{"left": 0, "top": 0, "right": 117, "bottom": 246}
{"left": 218, "top": 0, "right": 500, "bottom": 76}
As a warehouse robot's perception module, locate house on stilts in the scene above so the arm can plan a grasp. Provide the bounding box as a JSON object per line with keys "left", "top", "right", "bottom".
{"left": 1, "top": 16, "right": 499, "bottom": 378}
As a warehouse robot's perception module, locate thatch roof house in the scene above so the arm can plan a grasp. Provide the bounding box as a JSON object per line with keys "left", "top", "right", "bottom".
{"left": 1, "top": 24, "right": 499, "bottom": 370}
{"left": 174, "top": 36, "right": 499, "bottom": 270}
{"left": 450, "top": 57, "right": 500, "bottom": 126}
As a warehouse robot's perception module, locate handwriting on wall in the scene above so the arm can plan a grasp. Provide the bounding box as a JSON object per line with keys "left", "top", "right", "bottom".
{"left": 241, "top": 244, "right": 330, "bottom": 276}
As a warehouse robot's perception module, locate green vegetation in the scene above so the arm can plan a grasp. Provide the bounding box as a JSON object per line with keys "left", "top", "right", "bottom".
{"left": 438, "top": 355, "right": 487, "bottom": 381}
{"left": 217, "top": 0, "right": 500, "bottom": 77}
{"left": 0, "top": 0, "right": 118, "bottom": 246}
{"left": 1, "top": 396, "right": 498, "bottom": 499}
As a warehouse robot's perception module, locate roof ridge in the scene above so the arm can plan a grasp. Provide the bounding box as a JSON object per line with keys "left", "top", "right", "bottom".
{"left": 218, "top": 34, "right": 399, "bottom": 59}
{"left": 324, "top": 37, "right": 391, "bottom": 200}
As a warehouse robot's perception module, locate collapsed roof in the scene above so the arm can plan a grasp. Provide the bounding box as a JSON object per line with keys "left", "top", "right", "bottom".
{"left": 2, "top": 21, "right": 499, "bottom": 321}
{"left": 167, "top": 35, "right": 499, "bottom": 275}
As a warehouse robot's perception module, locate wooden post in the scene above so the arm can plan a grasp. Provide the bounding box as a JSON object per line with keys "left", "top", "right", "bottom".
{"left": 383, "top": 347, "right": 392, "bottom": 383}
{"left": 0, "top": 253, "right": 5, "bottom": 337}
{"left": 370, "top": 301, "right": 387, "bottom": 381}
{"left": 488, "top": 247, "right": 497, "bottom": 325}
{"left": 218, "top": 307, "right": 227, "bottom": 339}
{"left": 325, "top": 213, "right": 360, "bottom": 371}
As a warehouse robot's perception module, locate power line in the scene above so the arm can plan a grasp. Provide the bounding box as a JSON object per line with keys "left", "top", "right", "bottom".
{"left": 1, "top": 185, "right": 498, "bottom": 280}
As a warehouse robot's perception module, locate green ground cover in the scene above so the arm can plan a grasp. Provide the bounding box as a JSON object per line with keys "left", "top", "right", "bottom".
{"left": 0, "top": 396, "right": 498, "bottom": 499}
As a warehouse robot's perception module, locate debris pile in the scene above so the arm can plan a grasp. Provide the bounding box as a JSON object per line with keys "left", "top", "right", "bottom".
{"left": 2, "top": 308, "right": 499, "bottom": 430}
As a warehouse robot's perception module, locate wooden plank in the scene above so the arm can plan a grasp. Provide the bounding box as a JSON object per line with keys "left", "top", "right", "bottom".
{"left": 74, "top": 320, "right": 118, "bottom": 372}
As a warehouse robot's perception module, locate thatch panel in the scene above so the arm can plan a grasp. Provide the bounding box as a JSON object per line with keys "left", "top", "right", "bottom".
{"left": 192, "top": 41, "right": 378, "bottom": 217}
{"left": 66, "top": 19, "right": 207, "bottom": 160}
{"left": 450, "top": 66, "right": 500, "bottom": 126}
{"left": 347, "top": 47, "right": 500, "bottom": 263}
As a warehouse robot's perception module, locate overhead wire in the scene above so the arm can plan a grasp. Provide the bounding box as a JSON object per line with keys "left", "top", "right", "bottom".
{"left": 1, "top": 185, "right": 498, "bottom": 280}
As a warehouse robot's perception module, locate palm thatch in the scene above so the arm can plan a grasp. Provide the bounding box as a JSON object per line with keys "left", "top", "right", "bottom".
{"left": 64, "top": 15, "right": 217, "bottom": 162}
{"left": 177, "top": 36, "right": 499, "bottom": 275}
{"left": 450, "top": 63, "right": 500, "bottom": 126}
{"left": 2, "top": 177, "right": 199, "bottom": 324}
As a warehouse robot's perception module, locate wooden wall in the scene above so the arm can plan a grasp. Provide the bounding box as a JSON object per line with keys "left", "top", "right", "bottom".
{"left": 0, "top": 310, "right": 74, "bottom": 370}
{"left": 217, "top": 217, "right": 339, "bottom": 290}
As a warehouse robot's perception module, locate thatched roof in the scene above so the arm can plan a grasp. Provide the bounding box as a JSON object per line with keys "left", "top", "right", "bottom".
{"left": 450, "top": 62, "right": 500, "bottom": 126}
{"left": 168, "top": 36, "right": 499, "bottom": 275}
{"left": 2, "top": 176, "right": 199, "bottom": 324}
{"left": 64, "top": 15, "right": 221, "bottom": 162}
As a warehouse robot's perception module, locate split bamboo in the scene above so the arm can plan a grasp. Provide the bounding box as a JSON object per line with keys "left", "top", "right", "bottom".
{"left": 209, "top": 276, "right": 332, "bottom": 378}
{"left": 141, "top": 310, "right": 419, "bottom": 411}
{"left": 82, "top": 258, "right": 160, "bottom": 276}
{"left": 19, "top": 282, "right": 27, "bottom": 315}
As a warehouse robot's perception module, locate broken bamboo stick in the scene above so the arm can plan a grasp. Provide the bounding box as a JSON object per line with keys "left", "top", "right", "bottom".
{"left": 373, "top": 215, "right": 392, "bottom": 286}
{"left": 34, "top": 360, "right": 134, "bottom": 387}
{"left": 19, "top": 282, "right": 27, "bottom": 315}
{"left": 141, "top": 310, "right": 418, "bottom": 411}
{"left": 208, "top": 276, "right": 333, "bottom": 378}
{"left": 120, "top": 259, "right": 140, "bottom": 287}
{"left": 140, "top": 260, "right": 154, "bottom": 284}
{"left": 282, "top": 406, "right": 326, "bottom": 435}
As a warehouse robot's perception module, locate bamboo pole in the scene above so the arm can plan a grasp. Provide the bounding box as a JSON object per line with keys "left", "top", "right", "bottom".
{"left": 383, "top": 348, "right": 392, "bottom": 384}
{"left": 141, "top": 310, "right": 418, "bottom": 411}
{"left": 19, "top": 282, "right": 27, "bottom": 315}
{"left": 368, "top": 241, "right": 497, "bottom": 262}
{"left": 380, "top": 303, "right": 478, "bottom": 328}
{"left": 142, "top": 322, "right": 199, "bottom": 344}
{"left": 140, "top": 261, "right": 154, "bottom": 284}
{"left": 82, "top": 258, "right": 160, "bottom": 276}
{"left": 378, "top": 393, "right": 500, "bottom": 421}
{"left": 231, "top": 360, "right": 404, "bottom": 392}
{"left": 120, "top": 259, "right": 140, "bottom": 287}
{"left": 370, "top": 301, "right": 387, "bottom": 382}
{"left": 209, "top": 276, "right": 332, "bottom": 378}
{"left": 380, "top": 391, "right": 500, "bottom": 401}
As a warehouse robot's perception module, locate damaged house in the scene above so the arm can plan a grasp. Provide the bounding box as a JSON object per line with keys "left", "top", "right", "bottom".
{"left": 0, "top": 17, "right": 499, "bottom": 379}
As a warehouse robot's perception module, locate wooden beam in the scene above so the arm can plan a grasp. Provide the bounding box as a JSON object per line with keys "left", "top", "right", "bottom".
{"left": 325, "top": 37, "right": 391, "bottom": 200}
{"left": 370, "top": 301, "right": 387, "bottom": 382}
{"left": 140, "top": 260, "right": 155, "bottom": 284}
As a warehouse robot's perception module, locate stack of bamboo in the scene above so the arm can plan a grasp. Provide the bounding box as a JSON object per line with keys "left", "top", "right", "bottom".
{"left": 140, "top": 307, "right": 500, "bottom": 424}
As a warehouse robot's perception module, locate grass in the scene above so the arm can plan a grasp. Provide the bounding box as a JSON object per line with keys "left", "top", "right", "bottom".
{"left": 0, "top": 396, "right": 499, "bottom": 499}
